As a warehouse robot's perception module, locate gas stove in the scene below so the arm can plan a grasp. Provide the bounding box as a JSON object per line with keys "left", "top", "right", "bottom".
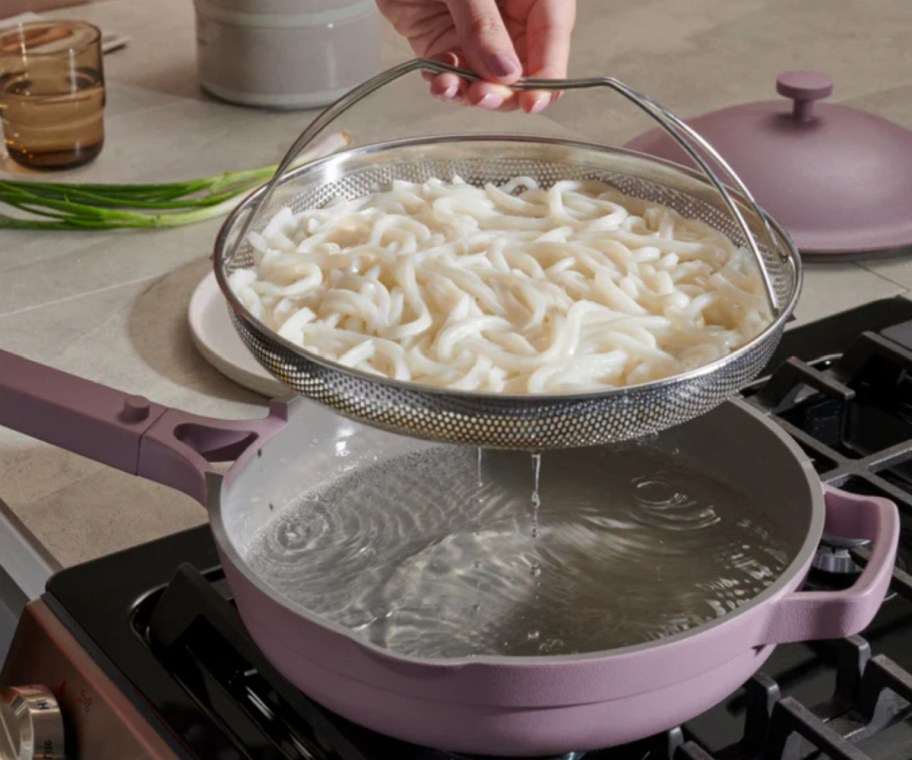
{"left": 6, "top": 297, "right": 912, "bottom": 760}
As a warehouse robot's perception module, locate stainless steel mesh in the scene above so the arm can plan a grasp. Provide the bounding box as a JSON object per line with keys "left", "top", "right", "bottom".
{"left": 214, "top": 137, "right": 800, "bottom": 449}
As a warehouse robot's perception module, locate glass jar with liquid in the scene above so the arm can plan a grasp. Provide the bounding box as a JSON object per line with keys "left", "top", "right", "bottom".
{"left": 0, "top": 20, "right": 105, "bottom": 170}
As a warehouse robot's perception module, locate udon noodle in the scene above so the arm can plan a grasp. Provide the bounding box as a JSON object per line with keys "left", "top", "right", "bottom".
{"left": 228, "top": 177, "right": 771, "bottom": 393}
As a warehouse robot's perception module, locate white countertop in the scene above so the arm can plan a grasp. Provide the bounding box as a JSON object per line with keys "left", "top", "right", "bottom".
{"left": 1, "top": 0, "right": 912, "bottom": 593}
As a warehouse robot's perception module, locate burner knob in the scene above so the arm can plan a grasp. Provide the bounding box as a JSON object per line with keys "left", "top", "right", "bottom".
{"left": 0, "top": 685, "right": 65, "bottom": 760}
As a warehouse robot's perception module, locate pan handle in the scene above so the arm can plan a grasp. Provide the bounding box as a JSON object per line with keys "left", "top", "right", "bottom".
{"left": 759, "top": 486, "right": 899, "bottom": 645}
{"left": 0, "top": 349, "right": 286, "bottom": 505}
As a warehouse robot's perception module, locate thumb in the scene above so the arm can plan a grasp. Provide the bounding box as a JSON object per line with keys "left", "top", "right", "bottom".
{"left": 444, "top": 0, "right": 522, "bottom": 83}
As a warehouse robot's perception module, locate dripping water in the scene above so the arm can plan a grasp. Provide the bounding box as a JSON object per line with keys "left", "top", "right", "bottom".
{"left": 530, "top": 451, "right": 542, "bottom": 540}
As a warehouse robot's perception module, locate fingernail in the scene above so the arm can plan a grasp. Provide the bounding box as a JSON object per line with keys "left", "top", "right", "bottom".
{"left": 477, "top": 93, "right": 504, "bottom": 110}
{"left": 441, "top": 84, "right": 459, "bottom": 99}
{"left": 435, "top": 90, "right": 464, "bottom": 105}
{"left": 528, "top": 95, "right": 550, "bottom": 114}
{"left": 487, "top": 52, "right": 521, "bottom": 78}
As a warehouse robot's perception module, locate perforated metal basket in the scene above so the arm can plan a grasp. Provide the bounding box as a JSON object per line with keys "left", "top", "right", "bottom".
{"left": 213, "top": 60, "right": 801, "bottom": 450}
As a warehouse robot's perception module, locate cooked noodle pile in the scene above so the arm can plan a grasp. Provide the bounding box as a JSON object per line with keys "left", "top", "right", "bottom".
{"left": 228, "top": 177, "right": 771, "bottom": 393}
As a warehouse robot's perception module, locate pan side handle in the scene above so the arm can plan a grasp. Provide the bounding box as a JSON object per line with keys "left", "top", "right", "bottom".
{"left": 759, "top": 487, "right": 899, "bottom": 644}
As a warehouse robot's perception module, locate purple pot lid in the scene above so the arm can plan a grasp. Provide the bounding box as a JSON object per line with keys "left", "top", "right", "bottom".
{"left": 625, "top": 71, "right": 912, "bottom": 254}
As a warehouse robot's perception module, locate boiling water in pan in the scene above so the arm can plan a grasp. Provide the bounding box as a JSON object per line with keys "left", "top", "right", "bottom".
{"left": 247, "top": 443, "right": 791, "bottom": 658}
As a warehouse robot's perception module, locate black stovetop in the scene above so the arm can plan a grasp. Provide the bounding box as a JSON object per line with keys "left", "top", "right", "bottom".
{"left": 45, "top": 297, "right": 912, "bottom": 760}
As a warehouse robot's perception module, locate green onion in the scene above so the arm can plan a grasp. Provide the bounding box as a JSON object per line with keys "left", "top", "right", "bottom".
{"left": 0, "top": 131, "right": 352, "bottom": 230}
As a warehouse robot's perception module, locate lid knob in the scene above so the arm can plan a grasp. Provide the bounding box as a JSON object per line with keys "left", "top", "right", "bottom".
{"left": 776, "top": 71, "right": 833, "bottom": 122}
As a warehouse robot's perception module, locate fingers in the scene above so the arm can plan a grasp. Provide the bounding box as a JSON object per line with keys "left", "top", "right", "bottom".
{"left": 432, "top": 74, "right": 520, "bottom": 111}
{"left": 424, "top": 52, "right": 466, "bottom": 103}
{"left": 422, "top": 51, "right": 458, "bottom": 82}
{"left": 443, "top": 0, "right": 522, "bottom": 83}
{"left": 431, "top": 72, "right": 465, "bottom": 102}
{"left": 518, "top": 0, "right": 576, "bottom": 113}
{"left": 426, "top": 50, "right": 518, "bottom": 110}
{"left": 423, "top": 0, "right": 576, "bottom": 114}
{"left": 466, "top": 81, "right": 519, "bottom": 111}
{"left": 523, "top": 0, "right": 576, "bottom": 79}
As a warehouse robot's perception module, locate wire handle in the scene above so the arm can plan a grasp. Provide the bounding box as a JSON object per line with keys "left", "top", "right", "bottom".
{"left": 236, "top": 58, "right": 785, "bottom": 314}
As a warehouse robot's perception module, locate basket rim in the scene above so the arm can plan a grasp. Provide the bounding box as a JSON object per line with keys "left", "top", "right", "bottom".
{"left": 212, "top": 133, "right": 802, "bottom": 404}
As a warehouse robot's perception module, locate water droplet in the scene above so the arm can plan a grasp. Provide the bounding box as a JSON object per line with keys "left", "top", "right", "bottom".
{"left": 538, "top": 638, "right": 566, "bottom": 654}
{"left": 530, "top": 560, "right": 542, "bottom": 577}
{"left": 349, "top": 615, "right": 377, "bottom": 632}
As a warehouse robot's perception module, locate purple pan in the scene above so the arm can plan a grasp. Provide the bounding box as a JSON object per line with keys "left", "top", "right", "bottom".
{"left": 0, "top": 348, "right": 899, "bottom": 756}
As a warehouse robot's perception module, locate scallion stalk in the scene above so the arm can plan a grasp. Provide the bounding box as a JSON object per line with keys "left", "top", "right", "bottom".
{"left": 0, "top": 131, "right": 352, "bottom": 231}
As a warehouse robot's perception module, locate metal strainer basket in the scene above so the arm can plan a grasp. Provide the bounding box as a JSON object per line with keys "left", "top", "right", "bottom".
{"left": 213, "top": 60, "right": 801, "bottom": 450}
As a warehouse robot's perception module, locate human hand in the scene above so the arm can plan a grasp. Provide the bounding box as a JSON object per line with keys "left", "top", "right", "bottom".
{"left": 376, "top": 0, "right": 576, "bottom": 113}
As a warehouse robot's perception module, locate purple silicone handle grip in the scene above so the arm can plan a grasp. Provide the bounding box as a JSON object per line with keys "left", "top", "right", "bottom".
{"left": 0, "top": 349, "right": 168, "bottom": 473}
{"left": 0, "top": 349, "right": 287, "bottom": 505}
{"left": 760, "top": 486, "right": 899, "bottom": 644}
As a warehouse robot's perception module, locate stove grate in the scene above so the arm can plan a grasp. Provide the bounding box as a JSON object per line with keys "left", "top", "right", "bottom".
{"left": 745, "top": 323, "right": 912, "bottom": 513}
{"left": 134, "top": 562, "right": 912, "bottom": 760}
